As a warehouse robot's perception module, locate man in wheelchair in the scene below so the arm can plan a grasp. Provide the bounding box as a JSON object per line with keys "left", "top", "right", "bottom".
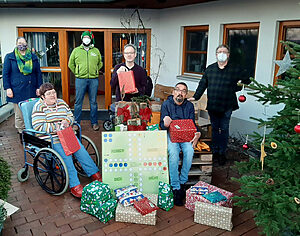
{"left": 31, "top": 83, "right": 101, "bottom": 198}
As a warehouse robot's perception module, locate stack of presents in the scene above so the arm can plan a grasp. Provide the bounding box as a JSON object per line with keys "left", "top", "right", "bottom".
{"left": 80, "top": 180, "right": 234, "bottom": 231}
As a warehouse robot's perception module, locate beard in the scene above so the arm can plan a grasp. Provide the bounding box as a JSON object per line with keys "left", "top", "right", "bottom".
{"left": 175, "top": 95, "right": 184, "bottom": 103}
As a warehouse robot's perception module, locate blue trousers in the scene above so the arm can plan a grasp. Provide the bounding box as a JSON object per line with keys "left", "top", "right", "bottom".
{"left": 53, "top": 137, "right": 99, "bottom": 188}
{"left": 167, "top": 134, "right": 194, "bottom": 190}
{"left": 74, "top": 78, "right": 99, "bottom": 125}
{"left": 208, "top": 109, "right": 232, "bottom": 155}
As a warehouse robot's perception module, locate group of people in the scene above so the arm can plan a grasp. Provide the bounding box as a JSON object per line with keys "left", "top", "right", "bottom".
{"left": 3, "top": 31, "right": 250, "bottom": 202}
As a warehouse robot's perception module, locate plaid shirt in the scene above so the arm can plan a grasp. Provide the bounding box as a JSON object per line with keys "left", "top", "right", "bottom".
{"left": 193, "top": 62, "right": 251, "bottom": 113}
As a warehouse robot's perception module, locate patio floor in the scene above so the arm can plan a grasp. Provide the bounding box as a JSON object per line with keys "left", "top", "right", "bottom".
{"left": 0, "top": 116, "right": 259, "bottom": 236}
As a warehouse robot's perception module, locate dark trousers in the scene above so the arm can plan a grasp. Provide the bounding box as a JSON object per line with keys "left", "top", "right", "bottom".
{"left": 208, "top": 109, "right": 232, "bottom": 155}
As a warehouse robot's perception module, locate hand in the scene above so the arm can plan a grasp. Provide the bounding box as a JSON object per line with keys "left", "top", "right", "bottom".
{"left": 190, "top": 132, "right": 201, "bottom": 148}
{"left": 163, "top": 116, "right": 172, "bottom": 128}
{"left": 130, "top": 88, "right": 139, "bottom": 94}
{"left": 36, "top": 89, "right": 40, "bottom": 96}
{"left": 6, "top": 88, "right": 13, "bottom": 98}
{"left": 60, "top": 120, "right": 70, "bottom": 129}
{"left": 187, "top": 97, "right": 195, "bottom": 101}
{"left": 117, "top": 66, "right": 128, "bottom": 74}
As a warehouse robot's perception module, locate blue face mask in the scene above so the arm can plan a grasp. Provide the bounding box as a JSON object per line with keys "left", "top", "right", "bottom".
{"left": 17, "top": 44, "right": 28, "bottom": 51}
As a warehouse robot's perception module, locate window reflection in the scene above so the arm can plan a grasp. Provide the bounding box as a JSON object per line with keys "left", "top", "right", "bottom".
{"left": 25, "top": 32, "right": 59, "bottom": 67}
{"left": 227, "top": 28, "right": 258, "bottom": 78}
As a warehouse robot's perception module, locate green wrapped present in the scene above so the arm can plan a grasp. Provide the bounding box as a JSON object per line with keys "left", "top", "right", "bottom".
{"left": 81, "top": 181, "right": 112, "bottom": 206}
{"left": 146, "top": 124, "right": 159, "bottom": 131}
{"left": 158, "top": 181, "right": 174, "bottom": 211}
{"left": 81, "top": 198, "right": 117, "bottom": 223}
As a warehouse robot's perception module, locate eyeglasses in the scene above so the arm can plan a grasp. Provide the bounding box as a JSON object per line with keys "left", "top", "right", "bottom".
{"left": 44, "top": 90, "right": 57, "bottom": 96}
{"left": 124, "top": 52, "right": 135, "bottom": 55}
{"left": 174, "top": 88, "right": 187, "bottom": 94}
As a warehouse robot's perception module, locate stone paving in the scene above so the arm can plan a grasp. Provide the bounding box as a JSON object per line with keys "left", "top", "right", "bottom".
{"left": 0, "top": 116, "right": 259, "bottom": 236}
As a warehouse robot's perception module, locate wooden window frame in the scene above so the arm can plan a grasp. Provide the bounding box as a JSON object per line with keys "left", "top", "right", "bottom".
{"left": 182, "top": 25, "right": 209, "bottom": 76}
{"left": 223, "top": 22, "right": 260, "bottom": 78}
{"left": 274, "top": 20, "right": 300, "bottom": 85}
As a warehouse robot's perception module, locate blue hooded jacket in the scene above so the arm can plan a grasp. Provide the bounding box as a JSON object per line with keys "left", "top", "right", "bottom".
{"left": 160, "top": 95, "right": 198, "bottom": 130}
{"left": 3, "top": 51, "right": 42, "bottom": 104}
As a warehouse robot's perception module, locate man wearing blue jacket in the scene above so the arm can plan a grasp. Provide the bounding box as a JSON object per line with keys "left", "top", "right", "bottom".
{"left": 160, "top": 82, "right": 201, "bottom": 206}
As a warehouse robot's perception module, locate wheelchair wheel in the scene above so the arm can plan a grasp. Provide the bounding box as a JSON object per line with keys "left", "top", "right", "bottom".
{"left": 103, "top": 120, "right": 114, "bottom": 131}
{"left": 73, "top": 135, "right": 101, "bottom": 177}
{"left": 17, "top": 166, "right": 29, "bottom": 182}
{"left": 33, "top": 148, "right": 69, "bottom": 196}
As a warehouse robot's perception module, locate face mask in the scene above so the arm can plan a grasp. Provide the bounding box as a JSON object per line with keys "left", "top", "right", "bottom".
{"left": 217, "top": 53, "right": 228, "bottom": 62}
{"left": 17, "top": 44, "right": 28, "bottom": 51}
{"left": 82, "top": 38, "right": 91, "bottom": 46}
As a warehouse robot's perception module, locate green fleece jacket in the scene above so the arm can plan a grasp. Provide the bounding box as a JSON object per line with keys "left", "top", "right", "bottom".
{"left": 68, "top": 45, "right": 103, "bottom": 79}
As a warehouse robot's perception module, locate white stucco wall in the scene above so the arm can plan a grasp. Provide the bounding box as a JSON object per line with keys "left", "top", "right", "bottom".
{"left": 0, "top": 0, "right": 299, "bottom": 133}
{"left": 155, "top": 0, "right": 300, "bottom": 124}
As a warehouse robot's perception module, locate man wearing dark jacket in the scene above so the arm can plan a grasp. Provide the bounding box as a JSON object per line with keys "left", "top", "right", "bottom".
{"left": 160, "top": 82, "right": 201, "bottom": 206}
{"left": 189, "top": 44, "right": 251, "bottom": 165}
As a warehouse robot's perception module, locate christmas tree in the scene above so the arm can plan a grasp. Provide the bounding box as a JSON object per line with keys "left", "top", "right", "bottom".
{"left": 233, "top": 41, "right": 300, "bottom": 236}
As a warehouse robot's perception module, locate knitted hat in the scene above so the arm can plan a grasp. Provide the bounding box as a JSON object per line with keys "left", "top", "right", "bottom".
{"left": 81, "top": 30, "right": 95, "bottom": 44}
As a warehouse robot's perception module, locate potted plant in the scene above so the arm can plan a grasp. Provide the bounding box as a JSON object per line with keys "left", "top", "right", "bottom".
{"left": 0, "top": 156, "right": 12, "bottom": 233}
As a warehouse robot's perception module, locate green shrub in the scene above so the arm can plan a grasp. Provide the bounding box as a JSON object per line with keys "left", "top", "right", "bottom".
{"left": 0, "top": 157, "right": 12, "bottom": 200}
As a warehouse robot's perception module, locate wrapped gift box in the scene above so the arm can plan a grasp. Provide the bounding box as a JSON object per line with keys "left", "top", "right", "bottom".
{"left": 194, "top": 201, "right": 233, "bottom": 231}
{"left": 148, "top": 111, "right": 161, "bottom": 126}
{"left": 81, "top": 198, "right": 117, "bottom": 223}
{"left": 81, "top": 181, "right": 112, "bottom": 206}
{"left": 118, "top": 70, "right": 136, "bottom": 94}
{"left": 158, "top": 182, "right": 174, "bottom": 211}
{"left": 115, "top": 194, "right": 158, "bottom": 225}
{"left": 169, "top": 119, "right": 197, "bottom": 143}
{"left": 185, "top": 181, "right": 233, "bottom": 212}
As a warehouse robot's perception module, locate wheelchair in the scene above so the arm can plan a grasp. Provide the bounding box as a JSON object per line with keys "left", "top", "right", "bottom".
{"left": 17, "top": 98, "right": 101, "bottom": 195}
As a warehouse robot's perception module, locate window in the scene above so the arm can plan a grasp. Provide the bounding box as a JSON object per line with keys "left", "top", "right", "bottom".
{"left": 274, "top": 20, "right": 300, "bottom": 85}
{"left": 223, "top": 23, "right": 259, "bottom": 78}
{"left": 182, "top": 26, "right": 208, "bottom": 75}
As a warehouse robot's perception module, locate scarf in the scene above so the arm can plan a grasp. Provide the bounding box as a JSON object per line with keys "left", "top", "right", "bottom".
{"left": 14, "top": 48, "right": 33, "bottom": 75}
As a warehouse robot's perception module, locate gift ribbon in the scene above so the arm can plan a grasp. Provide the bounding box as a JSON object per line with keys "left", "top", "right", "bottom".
{"left": 117, "top": 104, "right": 131, "bottom": 123}
{"left": 139, "top": 107, "right": 152, "bottom": 121}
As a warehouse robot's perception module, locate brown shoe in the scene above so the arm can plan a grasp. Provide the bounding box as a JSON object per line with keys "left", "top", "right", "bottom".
{"left": 92, "top": 124, "right": 100, "bottom": 131}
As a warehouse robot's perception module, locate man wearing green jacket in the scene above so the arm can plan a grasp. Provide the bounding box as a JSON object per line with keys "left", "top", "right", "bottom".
{"left": 68, "top": 30, "right": 103, "bottom": 131}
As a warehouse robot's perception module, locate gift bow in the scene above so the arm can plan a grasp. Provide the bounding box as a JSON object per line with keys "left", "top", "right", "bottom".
{"left": 139, "top": 107, "right": 152, "bottom": 121}
{"left": 117, "top": 104, "right": 131, "bottom": 123}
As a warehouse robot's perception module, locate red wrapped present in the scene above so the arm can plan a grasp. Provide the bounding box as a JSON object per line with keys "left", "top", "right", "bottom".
{"left": 116, "top": 104, "right": 131, "bottom": 123}
{"left": 118, "top": 71, "right": 136, "bottom": 94}
{"left": 169, "top": 119, "right": 197, "bottom": 143}
{"left": 185, "top": 181, "right": 234, "bottom": 212}
{"left": 139, "top": 107, "right": 152, "bottom": 122}
{"left": 134, "top": 197, "right": 159, "bottom": 216}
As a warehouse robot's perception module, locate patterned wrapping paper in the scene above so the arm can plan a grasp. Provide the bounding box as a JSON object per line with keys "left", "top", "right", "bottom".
{"left": 169, "top": 119, "right": 197, "bottom": 143}
{"left": 114, "top": 185, "right": 144, "bottom": 207}
{"left": 158, "top": 182, "right": 174, "bottom": 211}
{"left": 185, "top": 181, "right": 233, "bottom": 212}
{"left": 81, "top": 199, "right": 117, "bottom": 223}
{"left": 80, "top": 181, "right": 116, "bottom": 223}
{"left": 146, "top": 124, "right": 159, "bottom": 131}
{"left": 115, "top": 194, "right": 158, "bottom": 225}
{"left": 194, "top": 201, "right": 233, "bottom": 231}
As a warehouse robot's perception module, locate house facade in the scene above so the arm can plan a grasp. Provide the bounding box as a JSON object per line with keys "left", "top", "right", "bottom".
{"left": 0, "top": 0, "right": 299, "bottom": 136}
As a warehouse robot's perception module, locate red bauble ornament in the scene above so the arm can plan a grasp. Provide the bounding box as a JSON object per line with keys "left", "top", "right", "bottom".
{"left": 238, "top": 95, "right": 246, "bottom": 102}
{"left": 242, "top": 144, "right": 249, "bottom": 150}
{"left": 294, "top": 124, "right": 300, "bottom": 134}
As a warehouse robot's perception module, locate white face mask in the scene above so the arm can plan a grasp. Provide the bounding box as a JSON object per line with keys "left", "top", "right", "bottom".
{"left": 82, "top": 37, "right": 91, "bottom": 45}
{"left": 217, "top": 53, "right": 228, "bottom": 62}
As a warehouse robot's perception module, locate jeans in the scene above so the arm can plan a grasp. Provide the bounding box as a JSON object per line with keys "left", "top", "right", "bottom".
{"left": 74, "top": 78, "right": 99, "bottom": 125}
{"left": 208, "top": 109, "right": 232, "bottom": 155}
{"left": 167, "top": 133, "right": 194, "bottom": 190}
{"left": 53, "top": 137, "right": 99, "bottom": 188}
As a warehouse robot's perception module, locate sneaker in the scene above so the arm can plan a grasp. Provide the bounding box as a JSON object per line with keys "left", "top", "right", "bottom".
{"left": 92, "top": 124, "right": 100, "bottom": 131}
{"left": 70, "top": 184, "right": 83, "bottom": 198}
{"left": 173, "top": 189, "right": 184, "bottom": 206}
